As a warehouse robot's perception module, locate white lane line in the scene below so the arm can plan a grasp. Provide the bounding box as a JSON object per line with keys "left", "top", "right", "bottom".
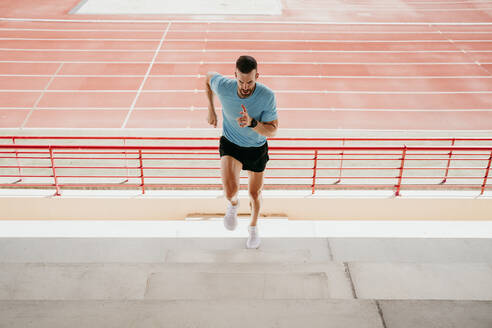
{"left": 171, "top": 31, "right": 492, "bottom": 34}
{"left": 156, "top": 49, "right": 492, "bottom": 53}
{"left": 2, "top": 17, "right": 492, "bottom": 25}
{"left": 3, "top": 38, "right": 492, "bottom": 42}
{"left": 1, "top": 74, "right": 492, "bottom": 79}
{"left": 162, "top": 39, "right": 492, "bottom": 43}
{"left": 286, "top": 7, "right": 492, "bottom": 12}
{"left": 0, "top": 60, "right": 489, "bottom": 65}
{"left": 295, "top": 1, "right": 492, "bottom": 5}
{"left": 2, "top": 28, "right": 492, "bottom": 34}
{"left": 121, "top": 22, "right": 171, "bottom": 129}
{"left": 330, "top": 1, "right": 492, "bottom": 4}
{"left": 0, "top": 38, "right": 161, "bottom": 41}
{"left": 2, "top": 48, "right": 492, "bottom": 53}
{"left": 0, "top": 74, "right": 146, "bottom": 77}
{"left": 131, "top": 108, "right": 492, "bottom": 112}
{"left": 20, "top": 63, "right": 64, "bottom": 129}
{"left": 1, "top": 107, "right": 129, "bottom": 110}
{"left": 0, "top": 28, "right": 165, "bottom": 32}
{"left": 0, "top": 48, "right": 155, "bottom": 52}
{"left": 4, "top": 106, "right": 492, "bottom": 112}
{"left": 2, "top": 90, "right": 492, "bottom": 95}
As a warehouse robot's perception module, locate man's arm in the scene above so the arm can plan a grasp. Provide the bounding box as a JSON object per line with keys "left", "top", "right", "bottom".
{"left": 238, "top": 105, "right": 278, "bottom": 137}
{"left": 205, "top": 71, "right": 218, "bottom": 127}
{"left": 251, "top": 119, "right": 278, "bottom": 137}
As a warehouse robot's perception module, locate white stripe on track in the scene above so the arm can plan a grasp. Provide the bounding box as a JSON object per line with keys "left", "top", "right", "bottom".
{"left": 0, "top": 60, "right": 489, "bottom": 65}
{"left": 2, "top": 90, "right": 492, "bottom": 95}
{"left": 2, "top": 48, "right": 492, "bottom": 53}
{"left": 121, "top": 22, "right": 171, "bottom": 129}
{"left": 328, "top": 1, "right": 492, "bottom": 5}
{"left": 20, "top": 63, "right": 64, "bottom": 129}
{"left": 1, "top": 74, "right": 491, "bottom": 79}
{"left": 2, "top": 28, "right": 492, "bottom": 34}
{"left": 0, "top": 38, "right": 161, "bottom": 41}
{"left": 3, "top": 107, "right": 491, "bottom": 112}
{"left": 285, "top": 8, "right": 492, "bottom": 12}
{"left": 2, "top": 38, "right": 492, "bottom": 42}
{"left": 163, "top": 39, "right": 492, "bottom": 43}
{"left": 2, "top": 17, "right": 492, "bottom": 25}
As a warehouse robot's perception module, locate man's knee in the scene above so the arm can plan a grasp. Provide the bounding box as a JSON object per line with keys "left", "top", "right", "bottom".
{"left": 249, "top": 189, "right": 261, "bottom": 201}
{"left": 224, "top": 182, "right": 239, "bottom": 199}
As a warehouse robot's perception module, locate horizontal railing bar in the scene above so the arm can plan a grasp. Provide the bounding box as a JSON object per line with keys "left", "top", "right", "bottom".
{"left": 0, "top": 184, "right": 488, "bottom": 189}
{"left": 4, "top": 136, "right": 492, "bottom": 142}
{"left": 0, "top": 166, "right": 486, "bottom": 171}
{"left": 1, "top": 149, "right": 490, "bottom": 156}
{"left": 1, "top": 145, "right": 492, "bottom": 151}
{"left": 0, "top": 164, "right": 488, "bottom": 170}
{"left": 1, "top": 156, "right": 490, "bottom": 162}
{"left": 0, "top": 174, "right": 486, "bottom": 180}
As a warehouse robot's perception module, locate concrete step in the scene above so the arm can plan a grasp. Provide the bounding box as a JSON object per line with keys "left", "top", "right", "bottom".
{"left": 1, "top": 299, "right": 491, "bottom": 328}
{"left": 330, "top": 238, "right": 492, "bottom": 263}
{"left": 3, "top": 237, "right": 492, "bottom": 263}
{"left": 2, "top": 261, "right": 492, "bottom": 301}
{"left": 0, "top": 237, "right": 332, "bottom": 263}
{"left": 349, "top": 262, "right": 492, "bottom": 301}
{"left": 0, "top": 263, "right": 353, "bottom": 300}
{"left": 0, "top": 299, "right": 382, "bottom": 328}
{"left": 379, "top": 300, "right": 492, "bottom": 328}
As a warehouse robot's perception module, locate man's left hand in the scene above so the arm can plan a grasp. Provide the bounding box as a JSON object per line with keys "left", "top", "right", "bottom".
{"left": 237, "top": 104, "right": 252, "bottom": 128}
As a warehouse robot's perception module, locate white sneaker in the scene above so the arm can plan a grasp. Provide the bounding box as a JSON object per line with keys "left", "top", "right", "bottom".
{"left": 246, "top": 225, "right": 261, "bottom": 249}
{"left": 224, "top": 200, "right": 239, "bottom": 231}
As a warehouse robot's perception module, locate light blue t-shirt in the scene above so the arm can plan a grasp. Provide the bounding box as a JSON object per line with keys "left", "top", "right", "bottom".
{"left": 210, "top": 73, "right": 277, "bottom": 147}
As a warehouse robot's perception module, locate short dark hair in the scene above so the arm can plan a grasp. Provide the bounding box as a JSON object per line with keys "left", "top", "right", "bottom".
{"left": 236, "top": 55, "right": 257, "bottom": 74}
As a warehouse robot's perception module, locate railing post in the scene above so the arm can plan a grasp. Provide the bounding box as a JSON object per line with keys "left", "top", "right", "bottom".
{"left": 49, "top": 146, "right": 61, "bottom": 196}
{"left": 395, "top": 145, "right": 407, "bottom": 197}
{"left": 440, "top": 138, "right": 455, "bottom": 184}
{"left": 123, "top": 138, "right": 129, "bottom": 183}
{"left": 311, "top": 150, "right": 318, "bottom": 194}
{"left": 480, "top": 150, "right": 492, "bottom": 196}
{"left": 334, "top": 138, "right": 345, "bottom": 185}
{"left": 139, "top": 149, "right": 145, "bottom": 194}
{"left": 12, "top": 137, "right": 22, "bottom": 183}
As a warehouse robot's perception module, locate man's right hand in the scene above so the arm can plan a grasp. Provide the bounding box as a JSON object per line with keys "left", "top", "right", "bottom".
{"left": 205, "top": 71, "right": 219, "bottom": 128}
{"left": 207, "top": 109, "right": 217, "bottom": 128}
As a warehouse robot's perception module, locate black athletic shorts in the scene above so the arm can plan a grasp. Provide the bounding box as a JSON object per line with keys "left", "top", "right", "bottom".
{"left": 219, "top": 136, "right": 269, "bottom": 173}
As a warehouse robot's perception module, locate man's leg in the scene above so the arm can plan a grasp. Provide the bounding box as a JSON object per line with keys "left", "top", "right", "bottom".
{"left": 221, "top": 155, "right": 242, "bottom": 205}
{"left": 247, "top": 170, "right": 264, "bottom": 227}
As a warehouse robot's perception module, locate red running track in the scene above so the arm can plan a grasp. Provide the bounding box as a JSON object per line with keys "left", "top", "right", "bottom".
{"left": 0, "top": 0, "right": 491, "bottom": 130}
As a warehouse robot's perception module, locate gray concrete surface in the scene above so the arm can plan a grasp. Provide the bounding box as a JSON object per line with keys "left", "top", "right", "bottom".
{"left": 350, "top": 262, "right": 492, "bottom": 300}
{"left": 1, "top": 237, "right": 492, "bottom": 327}
{"left": 145, "top": 271, "right": 329, "bottom": 300}
{"left": 330, "top": 238, "right": 492, "bottom": 262}
{"left": 0, "top": 237, "right": 331, "bottom": 263}
{"left": 0, "top": 300, "right": 384, "bottom": 328}
{"left": 380, "top": 300, "right": 492, "bottom": 328}
{"left": 0, "top": 263, "right": 353, "bottom": 300}
{"left": 3, "top": 237, "right": 492, "bottom": 263}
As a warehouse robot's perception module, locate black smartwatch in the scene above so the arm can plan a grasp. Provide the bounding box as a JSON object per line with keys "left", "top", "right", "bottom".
{"left": 248, "top": 118, "right": 258, "bottom": 128}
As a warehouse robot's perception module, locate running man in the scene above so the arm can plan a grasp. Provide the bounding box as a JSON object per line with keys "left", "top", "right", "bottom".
{"left": 205, "top": 55, "right": 278, "bottom": 249}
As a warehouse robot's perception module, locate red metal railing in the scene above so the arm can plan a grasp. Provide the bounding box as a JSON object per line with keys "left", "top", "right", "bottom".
{"left": 0, "top": 136, "right": 491, "bottom": 196}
